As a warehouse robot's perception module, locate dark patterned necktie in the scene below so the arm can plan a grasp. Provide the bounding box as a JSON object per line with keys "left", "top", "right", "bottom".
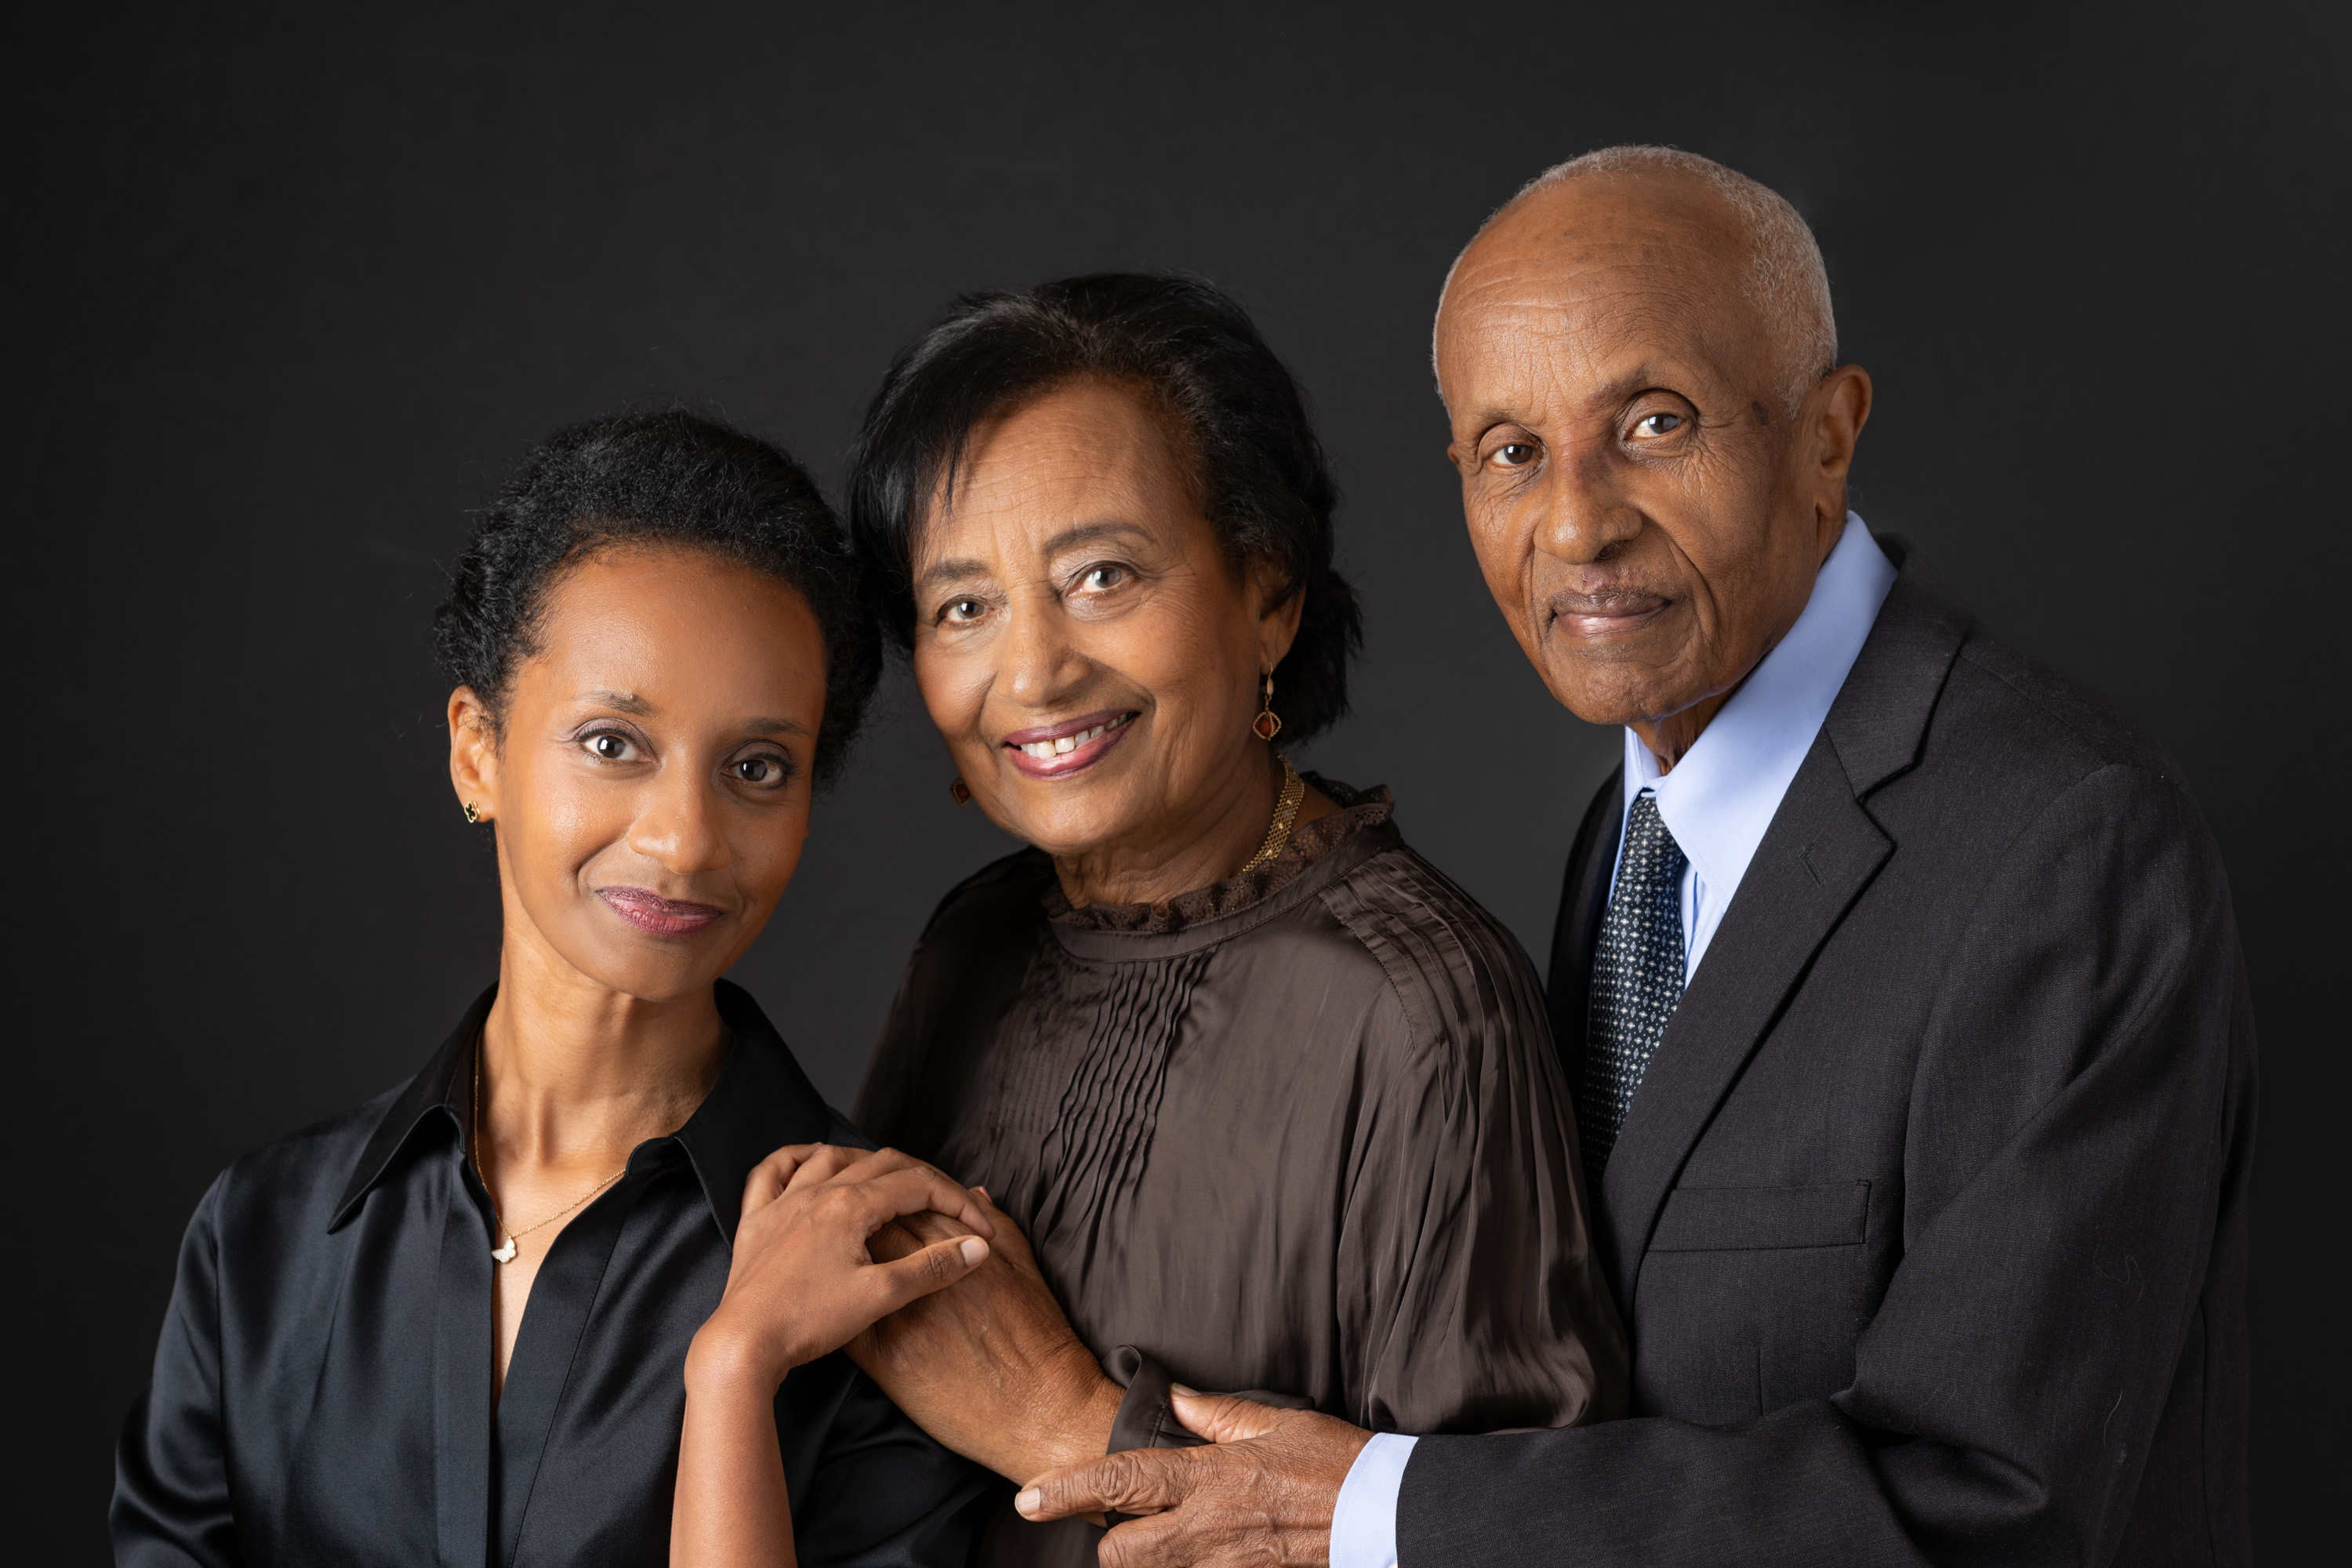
{"left": 1581, "top": 787, "right": 1688, "bottom": 1174}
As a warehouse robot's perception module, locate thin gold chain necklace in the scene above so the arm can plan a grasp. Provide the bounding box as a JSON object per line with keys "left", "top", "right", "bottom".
{"left": 471, "top": 1046, "right": 628, "bottom": 1265}
{"left": 1239, "top": 756, "right": 1307, "bottom": 875}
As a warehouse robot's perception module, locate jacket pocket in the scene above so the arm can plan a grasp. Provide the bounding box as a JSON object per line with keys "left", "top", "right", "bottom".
{"left": 1648, "top": 1180, "right": 1870, "bottom": 1251}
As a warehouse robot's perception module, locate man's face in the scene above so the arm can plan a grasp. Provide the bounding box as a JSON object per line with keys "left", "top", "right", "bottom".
{"left": 1435, "top": 177, "right": 1864, "bottom": 746}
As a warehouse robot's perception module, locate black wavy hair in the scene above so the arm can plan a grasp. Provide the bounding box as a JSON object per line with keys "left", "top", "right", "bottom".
{"left": 846, "top": 272, "right": 1361, "bottom": 746}
{"left": 434, "top": 408, "right": 880, "bottom": 785}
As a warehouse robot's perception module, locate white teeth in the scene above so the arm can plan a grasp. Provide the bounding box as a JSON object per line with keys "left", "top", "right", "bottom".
{"left": 1018, "top": 716, "right": 1129, "bottom": 762}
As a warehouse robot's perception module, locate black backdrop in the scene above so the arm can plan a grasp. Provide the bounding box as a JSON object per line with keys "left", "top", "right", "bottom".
{"left": 11, "top": 4, "right": 2344, "bottom": 1560}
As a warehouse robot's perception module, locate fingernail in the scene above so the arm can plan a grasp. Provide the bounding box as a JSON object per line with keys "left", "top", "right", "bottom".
{"left": 1014, "top": 1487, "right": 1041, "bottom": 1518}
{"left": 1171, "top": 1383, "right": 1200, "bottom": 1396}
{"left": 960, "top": 1237, "right": 989, "bottom": 1266}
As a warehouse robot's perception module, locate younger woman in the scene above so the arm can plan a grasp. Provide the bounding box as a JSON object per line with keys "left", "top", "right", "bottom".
{"left": 113, "top": 412, "right": 991, "bottom": 1568}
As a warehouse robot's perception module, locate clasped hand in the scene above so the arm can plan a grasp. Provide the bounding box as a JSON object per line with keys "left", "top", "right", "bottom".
{"left": 687, "top": 1145, "right": 996, "bottom": 1392}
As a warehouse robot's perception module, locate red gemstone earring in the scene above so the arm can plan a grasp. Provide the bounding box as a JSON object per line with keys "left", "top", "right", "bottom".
{"left": 948, "top": 777, "right": 973, "bottom": 805}
{"left": 1252, "top": 674, "right": 1283, "bottom": 741}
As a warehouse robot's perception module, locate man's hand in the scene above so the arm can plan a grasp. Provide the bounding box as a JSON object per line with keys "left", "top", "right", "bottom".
{"left": 1014, "top": 1390, "right": 1370, "bottom": 1568}
{"left": 850, "top": 1189, "right": 1123, "bottom": 1484}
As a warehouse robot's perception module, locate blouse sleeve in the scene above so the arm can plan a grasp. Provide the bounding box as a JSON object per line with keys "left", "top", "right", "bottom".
{"left": 1330, "top": 888, "right": 1630, "bottom": 1435}
{"left": 785, "top": 1354, "right": 993, "bottom": 1568}
{"left": 113, "top": 1173, "right": 238, "bottom": 1568}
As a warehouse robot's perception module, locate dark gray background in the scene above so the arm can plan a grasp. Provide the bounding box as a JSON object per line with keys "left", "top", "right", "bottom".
{"left": 11, "top": 2, "right": 2343, "bottom": 1559}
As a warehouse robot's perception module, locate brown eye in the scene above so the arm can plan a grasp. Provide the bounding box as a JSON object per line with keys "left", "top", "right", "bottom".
{"left": 731, "top": 756, "right": 786, "bottom": 786}
{"left": 1077, "top": 564, "right": 1127, "bottom": 593}
{"left": 1635, "top": 412, "right": 1684, "bottom": 437}
{"left": 942, "top": 597, "right": 986, "bottom": 624}
{"left": 1493, "top": 442, "right": 1537, "bottom": 467}
{"left": 587, "top": 732, "right": 635, "bottom": 761}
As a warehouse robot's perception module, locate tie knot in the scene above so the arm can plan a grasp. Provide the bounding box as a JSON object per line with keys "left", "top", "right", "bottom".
{"left": 1624, "top": 789, "right": 1687, "bottom": 884}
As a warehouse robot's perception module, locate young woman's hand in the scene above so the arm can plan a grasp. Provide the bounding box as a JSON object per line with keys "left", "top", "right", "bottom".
{"left": 686, "top": 1144, "right": 996, "bottom": 1395}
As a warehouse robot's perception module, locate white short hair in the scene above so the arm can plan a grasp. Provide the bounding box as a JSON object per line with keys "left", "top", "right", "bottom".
{"left": 1439, "top": 145, "right": 1838, "bottom": 418}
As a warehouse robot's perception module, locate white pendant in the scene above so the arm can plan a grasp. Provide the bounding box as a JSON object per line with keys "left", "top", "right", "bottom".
{"left": 491, "top": 1236, "right": 517, "bottom": 1264}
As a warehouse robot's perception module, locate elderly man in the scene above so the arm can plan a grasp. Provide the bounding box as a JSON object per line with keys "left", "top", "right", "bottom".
{"left": 1015, "top": 147, "right": 2255, "bottom": 1566}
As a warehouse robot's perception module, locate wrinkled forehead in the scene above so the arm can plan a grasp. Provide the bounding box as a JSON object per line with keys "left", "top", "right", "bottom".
{"left": 1436, "top": 184, "right": 1766, "bottom": 417}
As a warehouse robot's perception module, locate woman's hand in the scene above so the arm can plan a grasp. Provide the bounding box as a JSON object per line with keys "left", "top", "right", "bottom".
{"left": 673, "top": 1145, "right": 994, "bottom": 1568}
{"left": 849, "top": 1189, "right": 1123, "bottom": 1486}
{"left": 688, "top": 1144, "right": 996, "bottom": 1392}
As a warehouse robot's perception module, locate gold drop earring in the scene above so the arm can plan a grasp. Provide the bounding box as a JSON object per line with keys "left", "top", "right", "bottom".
{"left": 947, "top": 778, "right": 973, "bottom": 805}
{"left": 1251, "top": 674, "right": 1282, "bottom": 741}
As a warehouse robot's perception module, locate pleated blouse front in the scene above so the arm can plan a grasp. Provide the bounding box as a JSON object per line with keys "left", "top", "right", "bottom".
{"left": 855, "top": 781, "right": 1626, "bottom": 1441}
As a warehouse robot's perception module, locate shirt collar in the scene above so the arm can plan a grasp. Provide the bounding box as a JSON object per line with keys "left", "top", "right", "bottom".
{"left": 329, "top": 979, "right": 837, "bottom": 1243}
{"left": 1625, "top": 512, "right": 1898, "bottom": 898}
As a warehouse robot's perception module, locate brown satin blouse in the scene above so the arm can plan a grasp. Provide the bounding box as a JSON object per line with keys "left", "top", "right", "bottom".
{"left": 855, "top": 779, "right": 1626, "bottom": 1560}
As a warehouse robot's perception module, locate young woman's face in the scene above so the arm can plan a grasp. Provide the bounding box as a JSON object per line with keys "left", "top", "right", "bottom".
{"left": 449, "top": 547, "right": 829, "bottom": 1003}
{"left": 909, "top": 377, "right": 1296, "bottom": 859}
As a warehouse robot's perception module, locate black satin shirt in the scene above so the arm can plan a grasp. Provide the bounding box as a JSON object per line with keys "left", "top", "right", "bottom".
{"left": 112, "top": 982, "right": 988, "bottom": 1568}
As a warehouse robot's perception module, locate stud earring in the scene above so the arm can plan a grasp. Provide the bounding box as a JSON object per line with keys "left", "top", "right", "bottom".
{"left": 948, "top": 778, "right": 973, "bottom": 805}
{"left": 1251, "top": 674, "right": 1283, "bottom": 742}
{"left": 463, "top": 800, "right": 482, "bottom": 824}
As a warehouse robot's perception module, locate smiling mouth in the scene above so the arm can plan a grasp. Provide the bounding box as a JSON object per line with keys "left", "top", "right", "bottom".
{"left": 1001, "top": 710, "right": 1137, "bottom": 779}
{"left": 597, "top": 886, "right": 725, "bottom": 938}
{"left": 1547, "top": 589, "right": 1673, "bottom": 641}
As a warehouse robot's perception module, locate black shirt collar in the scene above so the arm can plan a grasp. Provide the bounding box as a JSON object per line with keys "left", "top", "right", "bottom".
{"left": 328, "top": 979, "right": 836, "bottom": 1241}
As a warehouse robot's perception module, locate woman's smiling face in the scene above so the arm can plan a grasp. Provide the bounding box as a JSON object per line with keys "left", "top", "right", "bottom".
{"left": 909, "top": 378, "right": 1294, "bottom": 867}
{"left": 448, "top": 546, "right": 829, "bottom": 1002}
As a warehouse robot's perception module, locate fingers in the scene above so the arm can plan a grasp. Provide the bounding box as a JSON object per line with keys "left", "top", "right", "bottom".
{"left": 866, "top": 1235, "right": 990, "bottom": 1316}
{"left": 739, "top": 1143, "right": 826, "bottom": 1219}
{"left": 1169, "top": 1388, "right": 1284, "bottom": 1445}
{"left": 834, "top": 1165, "right": 999, "bottom": 1240}
{"left": 1015, "top": 1446, "right": 1194, "bottom": 1522}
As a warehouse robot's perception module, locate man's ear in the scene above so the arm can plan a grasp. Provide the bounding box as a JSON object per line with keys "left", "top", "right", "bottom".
{"left": 448, "top": 686, "right": 501, "bottom": 824}
{"left": 1250, "top": 559, "right": 1306, "bottom": 673}
{"left": 1808, "top": 365, "right": 1873, "bottom": 522}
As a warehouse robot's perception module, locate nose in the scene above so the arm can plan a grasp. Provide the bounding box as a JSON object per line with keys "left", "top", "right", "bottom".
{"left": 1532, "top": 426, "right": 1644, "bottom": 566}
{"left": 628, "top": 757, "right": 729, "bottom": 878}
{"left": 1000, "top": 590, "right": 1091, "bottom": 710}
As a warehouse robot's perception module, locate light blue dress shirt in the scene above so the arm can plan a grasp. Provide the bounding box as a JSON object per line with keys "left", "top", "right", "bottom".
{"left": 1326, "top": 514, "right": 1897, "bottom": 1568}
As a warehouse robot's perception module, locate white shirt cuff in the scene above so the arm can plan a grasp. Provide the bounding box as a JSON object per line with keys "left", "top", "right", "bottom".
{"left": 1330, "top": 1432, "right": 1417, "bottom": 1568}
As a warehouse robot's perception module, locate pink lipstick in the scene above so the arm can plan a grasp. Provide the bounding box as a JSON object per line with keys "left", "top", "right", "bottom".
{"left": 1001, "top": 709, "right": 1137, "bottom": 780}
{"left": 597, "top": 887, "right": 725, "bottom": 938}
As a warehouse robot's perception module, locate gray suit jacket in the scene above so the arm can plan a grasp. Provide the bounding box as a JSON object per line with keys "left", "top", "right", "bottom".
{"left": 1398, "top": 562, "right": 2254, "bottom": 1566}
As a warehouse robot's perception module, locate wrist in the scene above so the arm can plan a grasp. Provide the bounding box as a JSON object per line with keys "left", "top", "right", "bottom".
{"left": 685, "top": 1316, "right": 800, "bottom": 1398}
{"left": 1031, "top": 1370, "right": 1125, "bottom": 1475}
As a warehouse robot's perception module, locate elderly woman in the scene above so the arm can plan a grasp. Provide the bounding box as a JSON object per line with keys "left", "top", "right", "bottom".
{"left": 112, "top": 412, "right": 995, "bottom": 1567}
{"left": 834, "top": 274, "right": 1628, "bottom": 1563}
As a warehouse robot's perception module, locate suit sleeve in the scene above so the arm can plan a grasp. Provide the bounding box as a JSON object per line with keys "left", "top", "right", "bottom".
{"left": 113, "top": 1173, "right": 239, "bottom": 1568}
{"left": 1398, "top": 762, "right": 2254, "bottom": 1566}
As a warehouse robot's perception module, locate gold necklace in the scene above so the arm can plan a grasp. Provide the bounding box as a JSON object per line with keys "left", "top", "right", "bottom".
{"left": 1240, "top": 756, "right": 1307, "bottom": 875}
{"left": 471, "top": 1046, "right": 628, "bottom": 1265}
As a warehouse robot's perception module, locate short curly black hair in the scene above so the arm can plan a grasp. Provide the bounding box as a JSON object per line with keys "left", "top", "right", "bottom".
{"left": 846, "top": 272, "right": 1361, "bottom": 746}
{"left": 434, "top": 409, "right": 880, "bottom": 785}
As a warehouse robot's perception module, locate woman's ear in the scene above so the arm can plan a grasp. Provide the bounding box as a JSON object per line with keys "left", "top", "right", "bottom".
{"left": 448, "top": 686, "right": 501, "bottom": 824}
{"left": 1250, "top": 559, "right": 1305, "bottom": 673}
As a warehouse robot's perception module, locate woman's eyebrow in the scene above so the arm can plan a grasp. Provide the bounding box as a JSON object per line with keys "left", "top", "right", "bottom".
{"left": 913, "top": 556, "right": 990, "bottom": 592}
{"left": 741, "top": 717, "right": 810, "bottom": 738}
{"left": 1042, "top": 520, "right": 1152, "bottom": 555}
{"left": 579, "top": 689, "right": 653, "bottom": 714}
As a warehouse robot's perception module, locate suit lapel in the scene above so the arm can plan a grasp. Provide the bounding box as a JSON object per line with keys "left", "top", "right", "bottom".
{"left": 1592, "top": 567, "right": 1971, "bottom": 1301}
{"left": 1547, "top": 768, "right": 1624, "bottom": 1095}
